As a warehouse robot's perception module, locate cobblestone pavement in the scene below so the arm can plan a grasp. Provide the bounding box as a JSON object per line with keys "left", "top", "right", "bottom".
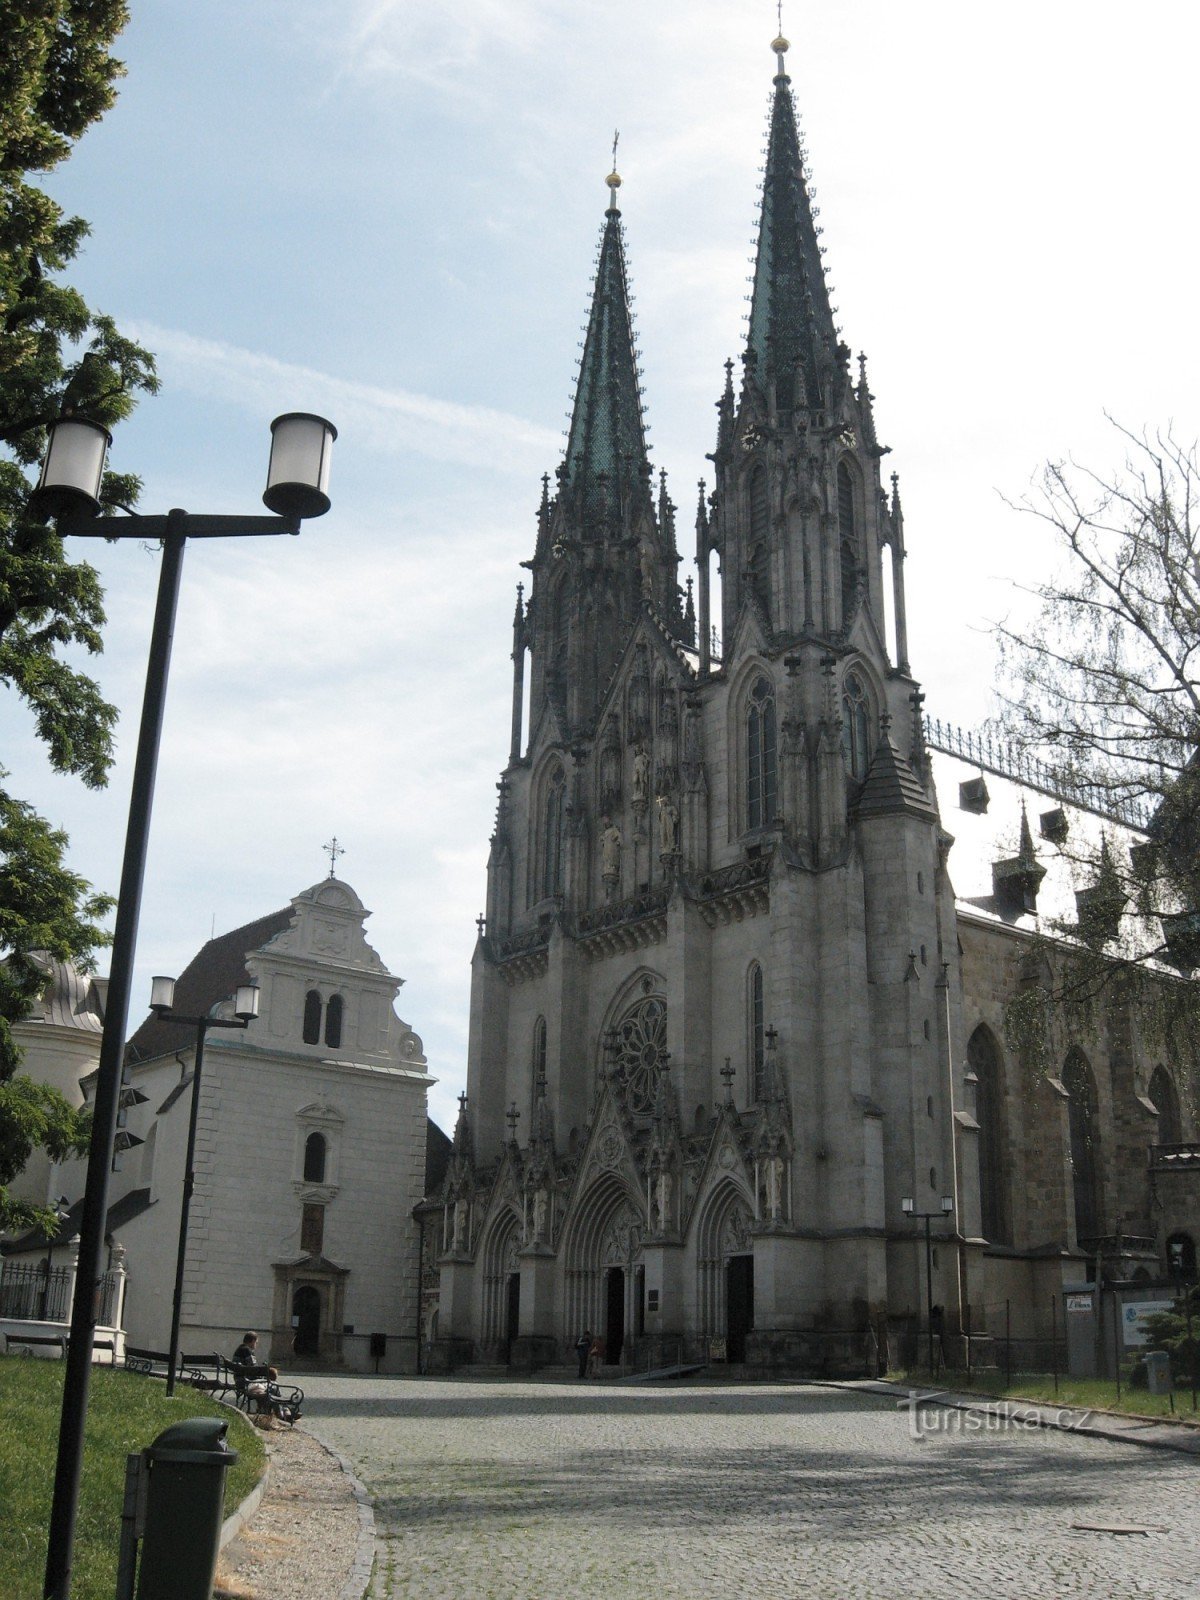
{"left": 301, "top": 1376, "right": 1200, "bottom": 1600}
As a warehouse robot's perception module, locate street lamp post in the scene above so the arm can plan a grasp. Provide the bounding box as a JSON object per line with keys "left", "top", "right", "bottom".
{"left": 36, "top": 411, "right": 335, "bottom": 1600}
{"left": 147, "top": 977, "right": 260, "bottom": 1396}
{"left": 902, "top": 1195, "right": 955, "bottom": 1376}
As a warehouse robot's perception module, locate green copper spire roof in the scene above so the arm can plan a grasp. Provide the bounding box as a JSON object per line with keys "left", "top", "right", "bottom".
{"left": 563, "top": 164, "right": 650, "bottom": 507}
{"left": 746, "top": 34, "right": 837, "bottom": 405}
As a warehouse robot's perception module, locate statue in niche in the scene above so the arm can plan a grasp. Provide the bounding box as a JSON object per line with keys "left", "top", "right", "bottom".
{"left": 600, "top": 817, "right": 622, "bottom": 890}
{"left": 765, "top": 1154, "right": 785, "bottom": 1221}
{"left": 631, "top": 744, "right": 650, "bottom": 806}
{"left": 532, "top": 1186, "right": 548, "bottom": 1240}
{"left": 655, "top": 1167, "right": 674, "bottom": 1232}
{"left": 656, "top": 793, "right": 680, "bottom": 855}
{"left": 452, "top": 1198, "right": 467, "bottom": 1253}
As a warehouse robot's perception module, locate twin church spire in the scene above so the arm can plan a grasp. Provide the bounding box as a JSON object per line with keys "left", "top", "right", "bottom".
{"left": 746, "top": 33, "right": 840, "bottom": 411}
{"left": 562, "top": 161, "right": 651, "bottom": 510}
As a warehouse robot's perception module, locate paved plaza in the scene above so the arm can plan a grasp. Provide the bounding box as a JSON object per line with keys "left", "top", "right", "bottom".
{"left": 301, "top": 1376, "right": 1200, "bottom": 1599}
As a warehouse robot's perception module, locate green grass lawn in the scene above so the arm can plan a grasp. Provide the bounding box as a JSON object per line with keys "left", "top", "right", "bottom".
{"left": 892, "top": 1365, "right": 1200, "bottom": 1422}
{"left": 0, "top": 1356, "right": 265, "bottom": 1600}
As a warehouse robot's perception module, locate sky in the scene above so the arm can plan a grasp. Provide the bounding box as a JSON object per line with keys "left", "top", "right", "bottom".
{"left": 5, "top": 0, "right": 1199, "bottom": 1135}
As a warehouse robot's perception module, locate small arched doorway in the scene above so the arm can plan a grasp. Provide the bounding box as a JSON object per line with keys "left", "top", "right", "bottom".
{"left": 293, "top": 1284, "right": 321, "bottom": 1356}
{"left": 605, "top": 1267, "right": 625, "bottom": 1364}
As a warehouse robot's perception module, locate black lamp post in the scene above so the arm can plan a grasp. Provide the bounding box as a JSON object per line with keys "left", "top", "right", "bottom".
{"left": 37, "top": 411, "right": 336, "bottom": 1600}
{"left": 147, "top": 977, "right": 260, "bottom": 1396}
{"left": 38, "top": 1197, "right": 71, "bottom": 1322}
{"left": 902, "top": 1194, "right": 955, "bottom": 1375}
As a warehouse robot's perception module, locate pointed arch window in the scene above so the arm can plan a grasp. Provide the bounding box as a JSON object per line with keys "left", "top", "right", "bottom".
{"left": 302, "top": 989, "right": 322, "bottom": 1045}
{"left": 1063, "top": 1050, "right": 1101, "bottom": 1246}
{"left": 303, "top": 1131, "right": 327, "bottom": 1184}
{"left": 841, "top": 671, "right": 871, "bottom": 782}
{"left": 749, "top": 465, "right": 769, "bottom": 544}
{"left": 747, "top": 675, "right": 777, "bottom": 830}
{"left": 532, "top": 1016, "right": 547, "bottom": 1121}
{"left": 324, "top": 993, "right": 343, "bottom": 1049}
{"left": 838, "top": 461, "right": 858, "bottom": 622}
{"left": 748, "top": 963, "right": 765, "bottom": 1103}
{"left": 1148, "top": 1065, "right": 1182, "bottom": 1147}
{"left": 542, "top": 767, "right": 565, "bottom": 898}
{"left": 968, "top": 1026, "right": 1010, "bottom": 1245}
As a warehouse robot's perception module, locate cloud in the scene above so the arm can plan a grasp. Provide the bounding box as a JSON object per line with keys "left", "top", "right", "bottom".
{"left": 128, "top": 323, "right": 560, "bottom": 476}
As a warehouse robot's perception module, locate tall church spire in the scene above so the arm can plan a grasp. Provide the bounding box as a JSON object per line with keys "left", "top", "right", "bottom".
{"left": 746, "top": 33, "right": 838, "bottom": 410}
{"left": 563, "top": 157, "right": 651, "bottom": 513}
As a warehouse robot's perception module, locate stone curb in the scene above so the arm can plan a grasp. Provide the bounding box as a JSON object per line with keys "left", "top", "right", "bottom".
{"left": 307, "top": 1430, "right": 378, "bottom": 1600}
{"left": 219, "top": 1443, "right": 273, "bottom": 1552}
{"left": 818, "top": 1377, "right": 1200, "bottom": 1457}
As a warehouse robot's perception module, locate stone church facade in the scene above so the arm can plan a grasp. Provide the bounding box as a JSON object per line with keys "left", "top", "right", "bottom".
{"left": 430, "top": 35, "right": 1198, "bottom": 1374}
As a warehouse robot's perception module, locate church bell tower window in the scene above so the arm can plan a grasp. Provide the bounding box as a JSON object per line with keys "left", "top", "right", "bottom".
{"left": 542, "top": 767, "right": 565, "bottom": 899}
{"left": 324, "top": 993, "right": 343, "bottom": 1049}
{"left": 302, "top": 989, "right": 322, "bottom": 1045}
{"left": 748, "top": 963, "right": 765, "bottom": 1102}
{"left": 303, "top": 1131, "right": 327, "bottom": 1184}
{"left": 841, "top": 671, "right": 871, "bottom": 782}
{"left": 838, "top": 460, "right": 858, "bottom": 622}
{"left": 747, "top": 675, "right": 777, "bottom": 830}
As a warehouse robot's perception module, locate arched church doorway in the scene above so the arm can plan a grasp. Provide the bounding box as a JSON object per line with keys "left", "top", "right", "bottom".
{"left": 605, "top": 1267, "right": 625, "bottom": 1364}
{"left": 292, "top": 1284, "right": 321, "bottom": 1356}
{"left": 726, "top": 1255, "right": 753, "bottom": 1362}
{"left": 505, "top": 1272, "right": 521, "bottom": 1364}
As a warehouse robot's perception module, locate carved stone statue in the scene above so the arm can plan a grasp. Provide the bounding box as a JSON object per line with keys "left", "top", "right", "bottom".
{"left": 631, "top": 744, "right": 650, "bottom": 805}
{"left": 600, "top": 818, "right": 622, "bottom": 881}
{"left": 766, "top": 1154, "right": 784, "bottom": 1220}
{"left": 656, "top": 793, "right": 680, "bottom": 854}
{"left": 452, "top": 1198, "right": 467, "bottom": 1253}
{"left": 655, "top": 1167, "right": 673, "bottom": 1232}
{"left": 532, "top": 1186, "right": 548, "bottom": 1240}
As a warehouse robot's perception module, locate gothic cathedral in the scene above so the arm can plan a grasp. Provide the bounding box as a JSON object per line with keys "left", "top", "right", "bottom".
{"left": 429, "top": 34, "right": 1194, "bottom": 1374}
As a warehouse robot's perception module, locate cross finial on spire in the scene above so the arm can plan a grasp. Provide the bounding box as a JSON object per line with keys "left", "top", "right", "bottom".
{"left": 720, "top": 1057, "right": 736, "bottom": 1105}
{"left": 606, "top": 129, "right": 623, "bottom": 212}
{"left": 323, "top": 837, "right": 343, "bottom": 878}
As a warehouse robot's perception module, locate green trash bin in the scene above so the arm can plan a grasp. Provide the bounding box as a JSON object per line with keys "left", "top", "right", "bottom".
{"left": 136, "top": 1416, "right": 238, "bottom": 1600}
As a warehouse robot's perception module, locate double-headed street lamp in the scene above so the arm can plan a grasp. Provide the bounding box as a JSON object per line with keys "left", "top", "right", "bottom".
{"left": 147, "top": 976, "right": 261, "bottom": 1397}
{"left": 901, "top": 1194, "right": 955, "bottom": 1375}
{"left": 36, "top": 411, "right": 335, "bottom": 1600}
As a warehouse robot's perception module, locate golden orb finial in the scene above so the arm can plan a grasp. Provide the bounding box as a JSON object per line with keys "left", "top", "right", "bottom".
{"left": 772, "top": 34, "right": 789, "bottom": 53}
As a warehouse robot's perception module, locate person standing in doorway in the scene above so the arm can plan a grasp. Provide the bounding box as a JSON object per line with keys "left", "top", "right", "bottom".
{"left": 575, "top": 1329, "right": 591, "bottom": 1380}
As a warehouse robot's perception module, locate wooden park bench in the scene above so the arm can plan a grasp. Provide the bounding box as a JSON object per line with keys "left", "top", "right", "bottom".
{"left": 219, "top": 1354, "right": 304, "bottom": 1425}
{"left": 7, "top": 1332, "right": 116, "bottom": 1360}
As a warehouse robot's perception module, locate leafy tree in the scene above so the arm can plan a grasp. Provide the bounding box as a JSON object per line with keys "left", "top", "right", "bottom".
{"left": 0, "top": 0, "right": 158, "bottom": 1233}
{"left": 1140, "top": 1286, "right": 1199, "bottom": 1387}
{"left": 994, "top": 422, "right": 1200, "bottom": 1107}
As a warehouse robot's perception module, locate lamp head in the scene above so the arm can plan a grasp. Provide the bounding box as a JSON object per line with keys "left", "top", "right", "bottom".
{"left": 29, "top": 416, "right": 112, "bottom": 520}
{"left": 941, "top": 1195, "right": 955, "bottom": 1215}
{"left": 901, "top": 1196, "right": 914, "bottom": 1215}
{"left": 263, "top": 412, "right": 337, "bottom": 519}
{"left": 234, "top": 984, "right": 261, "bottom": 1022}
{"left": 149, "top": 975, "right": 176, "bottom": 1013}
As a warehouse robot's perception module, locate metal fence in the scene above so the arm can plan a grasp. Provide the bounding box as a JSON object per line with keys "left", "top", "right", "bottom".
{"left": 0, "top": 1263, "right": 72, "bottom": 1323}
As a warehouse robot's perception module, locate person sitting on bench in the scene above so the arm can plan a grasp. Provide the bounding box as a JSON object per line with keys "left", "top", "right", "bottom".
{"left": 231, "top": 1332, "right": 300, "bottom": 1426}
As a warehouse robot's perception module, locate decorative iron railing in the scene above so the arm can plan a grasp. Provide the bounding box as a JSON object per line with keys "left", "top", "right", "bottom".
{"left": 0, "top": 1263, "right": 72, "bottom": 1322}
{"left": 922, "top": 715, "right": 1153, "bottom": 831}
{"left": 578, "top": 883, "right": 670, "bottom": 936}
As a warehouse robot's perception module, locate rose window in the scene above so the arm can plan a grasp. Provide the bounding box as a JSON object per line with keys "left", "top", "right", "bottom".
{"left": 611, "top": 997, "right": 668, "bottom": 1114}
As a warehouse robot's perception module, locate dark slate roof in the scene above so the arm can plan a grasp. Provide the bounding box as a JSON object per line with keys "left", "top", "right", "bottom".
{"left": 425, "top": 1118, "right": 453, "bottom": 1196}
{"left": 746, "top": 56, "right": 837, "bottom": 403}
{"left": 125, "top": 905, "right": 295, "bottom": 1063}
{"left": 855, "top": 730, "right": 938, "bottom": 821}
{"left": 563, "top": 199, "right": 649, "bottom": 504}
{"left": 3, "top": 1187, "right": 154, "bottom": 1256}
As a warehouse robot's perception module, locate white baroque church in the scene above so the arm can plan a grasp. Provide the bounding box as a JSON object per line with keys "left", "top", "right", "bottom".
{"left": 428, "top": 35, "right": 1198, "bottom": 1374}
